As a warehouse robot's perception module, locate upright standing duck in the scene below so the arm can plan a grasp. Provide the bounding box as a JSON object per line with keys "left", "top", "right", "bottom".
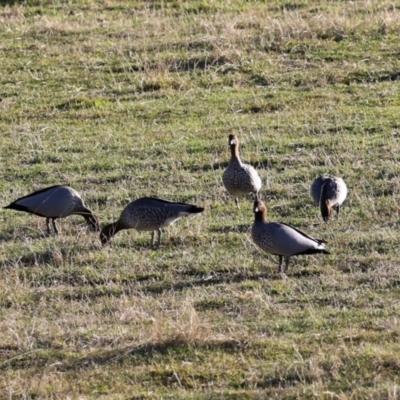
{"left": 251, "top": 200, "right": 329, "bottom": 273}
{"left": 310, "top": 176, "right": 348, "bottom": 222}
{"left": 4, "top": 185, "right": 100, "bottom": 235}
{"left": 100, "top": 197, "right": 204, "bottom": 246}
{"left": 222, "top": 134, "right": 262, "bottom": 208}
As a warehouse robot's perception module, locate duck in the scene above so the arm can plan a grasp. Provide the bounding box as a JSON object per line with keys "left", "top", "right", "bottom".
{"left": 310, "top": 176, "right": 348, "bottom": 222}
{"left": 100, "top": 197, "right": 204, "bottom": 246}
{"left": 4, "top": 185, "right": 100, "bottom": 235}
{"left": 251, "top": 200, "right": 329, "bottom": 273}
{"left": 222, "top": 134, "right": 262, "bottom": 208}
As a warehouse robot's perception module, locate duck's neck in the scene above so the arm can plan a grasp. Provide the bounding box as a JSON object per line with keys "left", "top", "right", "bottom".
{"left": 320, "top": 199, "right": 332, "bottom": 222}
{"left": 100, "top": 222, "right": 121, "bottom": 245}
{"left": 76, "top": 208, "right": 98, "bottom": 229}
{"left": 254, "top": 211, "right": 266, "bottom": 222}
{"left": 230, "top": 143, "right": 239, "bottom": 158}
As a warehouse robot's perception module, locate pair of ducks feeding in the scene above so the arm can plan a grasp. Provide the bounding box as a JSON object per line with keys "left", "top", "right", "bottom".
{"left": 3, "top": 135, "right": 348, "bottom": 274}
{"left": 222, "top": 134, "right": 348, "bottom": 272}
{"left": 4, "top": 185, "right": 204, "bottom": 246}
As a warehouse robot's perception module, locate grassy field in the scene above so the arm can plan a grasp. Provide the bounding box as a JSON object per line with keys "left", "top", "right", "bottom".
{"left": 1, "top": 0, "right": 400, "bottom": 398}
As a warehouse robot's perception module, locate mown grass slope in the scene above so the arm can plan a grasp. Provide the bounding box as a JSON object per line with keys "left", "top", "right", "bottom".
{"left": 1, "top": 0, "right": 400, "bottom": 398}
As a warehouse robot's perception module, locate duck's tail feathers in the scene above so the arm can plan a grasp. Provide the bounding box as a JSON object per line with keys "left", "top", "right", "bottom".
{"left": 189, "top": 206, "right": 205, "bottom": 214}
{"left": 297, "top": 248, "right": 330, "bottom": 255}
{"left": 3, "top": 203, "right": 29, "bottom": 212}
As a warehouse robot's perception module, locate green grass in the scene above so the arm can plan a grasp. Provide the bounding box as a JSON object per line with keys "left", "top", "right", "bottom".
{"left": 1, "top": 0, "right": 400, "bottom": 398}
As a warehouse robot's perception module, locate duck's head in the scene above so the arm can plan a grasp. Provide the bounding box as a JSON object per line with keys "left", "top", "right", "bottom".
{"left": 253, "top": 200, "right": 267, "bottom": 221}
{"left": 228, "top": 134, "right": 238, "bottom": 146}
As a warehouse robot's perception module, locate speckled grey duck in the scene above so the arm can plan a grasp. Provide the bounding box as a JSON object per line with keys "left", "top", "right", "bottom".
{"left": 100, "top": 197, "right": 204, "bottom": 246}
{"left": 222, "top": 134, "right": 262, "bottom": 208}
{"left": 311, "top": 176, "right": 348, "bottom": 222}
{"left": 251, "top": 200, "right": 329, "bottom": 273}
{"left": 4, "top": 185, "right": 100, "bottom": 235}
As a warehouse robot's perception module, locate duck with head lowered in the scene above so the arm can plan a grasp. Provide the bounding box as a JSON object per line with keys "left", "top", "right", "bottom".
{"left": 4, "top": 185, "right": 100, "bottom": 235}
{"left": 311, "top": 176, "right": 348, "bottom": 222}
{"left": 100, "top": 197, "right": 204, "bottom": 247}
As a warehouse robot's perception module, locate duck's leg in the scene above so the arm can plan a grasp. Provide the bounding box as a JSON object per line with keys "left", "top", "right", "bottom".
{"left": 45, "top": 218, "right": 52, "bottom": 235}
{"left": 235, "top": 198, "right": 240, "bottom": 209}
{"left": 157, "top": 228, "right": 162, "bottom": 247}
{"left": 150, "top": 231, "right": 155, "bottom": 246}
{"left": 336, "top": 205, "right": 340, "bottom": 218}
{"left": 278, "top": 256, "right": 283, "bottom": 273}
{"left": 284, "top": 256, "right": 290, "bottom": 273}
{"left": 52, "top": 218, "right": 59, "bottom": 235}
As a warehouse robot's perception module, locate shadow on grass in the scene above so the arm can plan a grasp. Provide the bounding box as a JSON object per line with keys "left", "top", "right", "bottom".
{"left": 0, "top": 258, "right": 321, "bottom": 300}
{"left": 0, "top": 250, "right": 55, "bottom": 268}
{"left": 56, "top": 338, "right": 315, "bottom": 390}
{"left": 105, "top": 235, "right": 192, "bottom": 250}
{"left": 141, "top": 271, "right": 271, "bottom": 294}
{"left": 167, "top": 54, "right": 232, "bottom": 73}
{"left": 0, "top": 0, "right": 24, "bottom": 5}
{"left": 208, "top": 224, "right": 250, "bottom": 234}
{"left": 0, "top": 227, "right": 24, "bottom": 243}
{"left": 0, "top": 220, "right": 96, "bottom": 243}
{"left": 289, "top": 268, "right": 322, "bottom": 278}
{"left": 1, "top": 338, "right": 314, "bottom": 390}
{"left": 0, "top": 243, "right": 141, "bottom": 269}
{"left": 0, "top": 337, "right": 247, "bottom": 371}
{"left": 58, "top": 338, "right": 248, "bottom": 372}
{"left": 187, "top": 161, "right": 228, "bottom": 172}
{"left": 52, "top": 270, "right": 275, "bottom": 302}
{"left": 4, "top": 339, "right": 309, "bottom": 391}
{"left": 0, "top": 241, "right": 100, "bottom": 269}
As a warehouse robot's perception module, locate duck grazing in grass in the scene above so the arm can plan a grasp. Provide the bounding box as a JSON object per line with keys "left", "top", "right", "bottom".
{"left": 100, "top": 197, "right": 204, "bottom": 246}
{"left": 222, "top": 134, "right": 262, "bottom": 209}
{"left": 311, "top": 176, "right": 348, "bottom": 222}
{"left": 251, "top": 200, "right": 329, "bottom": 273}
{"left": 4, "top": 185, "right": 100, "bottom": 235}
